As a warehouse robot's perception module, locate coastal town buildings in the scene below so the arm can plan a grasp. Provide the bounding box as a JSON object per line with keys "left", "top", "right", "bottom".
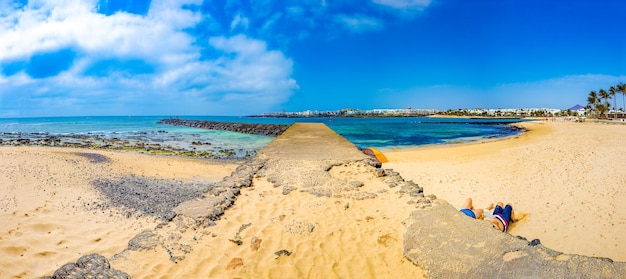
{"left": 256, "top": 107, "right": 588, "bottom": 118}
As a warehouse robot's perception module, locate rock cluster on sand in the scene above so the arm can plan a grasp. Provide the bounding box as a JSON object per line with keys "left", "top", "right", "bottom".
{"left": 259, "top": 159, "right": 404, "bottom": 200}
{"left": 45, "top": 155, "right": 262, "bottom": 277}
{"left": 44, "top": 254, "right": 129, "bottom": 279}
{"left": 91, "top": 175, "right": 212, "bottom": 218}
{"left": 173, "top": 160, "right": 264, "bottom": 226}
{"left": 157, "top": 118, "right": 290, "bottom": 137}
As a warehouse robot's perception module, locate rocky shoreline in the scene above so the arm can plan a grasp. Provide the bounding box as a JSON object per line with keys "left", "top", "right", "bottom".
{"left": 0, "top": 133, "right": 254, "bottom": 159}
{"left": 157, "top": 118, "right": 290, "bottom": 137}
{"left": 0, "top": 119, "right": 289, "bottom": 160}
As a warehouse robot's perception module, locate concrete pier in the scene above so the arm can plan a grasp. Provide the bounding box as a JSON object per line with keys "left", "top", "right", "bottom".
{"left": 257, "top": 123, "right": 368, "bottom": 161}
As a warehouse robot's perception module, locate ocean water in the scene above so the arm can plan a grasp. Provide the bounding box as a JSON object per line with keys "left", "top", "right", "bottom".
{"left": 0, "top": 116, "right": 525, "bottom": 155}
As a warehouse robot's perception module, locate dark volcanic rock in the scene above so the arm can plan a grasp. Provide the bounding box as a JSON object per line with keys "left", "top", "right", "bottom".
{"left": 46, "top": 253, "right": 129, "bottom": 279}
{"left": 274, "top": 249, "right": 292, "bottom": 258}
{"left": 128, "top": 230, "right": 160, "bottom": 251}
{"left": 158, "top": 118, "right": 290, "bottom": 137}
{"left": 91, "top": 175, "right": 212, "bottom": 217}
{"left": 174, "top": 159, "right": 265, "bottom": 225}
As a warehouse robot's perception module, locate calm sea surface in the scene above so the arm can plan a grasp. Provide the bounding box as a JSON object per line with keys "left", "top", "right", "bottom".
{"left": 0, "top": 116, "right": 525, "bottom": 153}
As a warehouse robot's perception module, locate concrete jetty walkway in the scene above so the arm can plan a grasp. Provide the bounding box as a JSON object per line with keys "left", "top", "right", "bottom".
{"left": 175, "top": 123, "right": 369, "bottom": 223}
{"left": 257, "top": 123, "right": 368, "bottom": 161}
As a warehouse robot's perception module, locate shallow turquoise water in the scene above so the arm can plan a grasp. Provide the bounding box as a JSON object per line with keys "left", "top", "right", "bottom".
{"left": 0, "top": 116, "right": 525, "bottom": 152}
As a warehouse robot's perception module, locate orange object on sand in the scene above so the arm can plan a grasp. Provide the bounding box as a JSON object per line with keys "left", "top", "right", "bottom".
{"left": 362, "top": 147, "right": 388, "bottom": 163}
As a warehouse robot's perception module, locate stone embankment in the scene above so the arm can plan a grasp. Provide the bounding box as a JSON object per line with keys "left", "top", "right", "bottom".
{"left": 157, "top": 119, "right": 290, "bottom": 137}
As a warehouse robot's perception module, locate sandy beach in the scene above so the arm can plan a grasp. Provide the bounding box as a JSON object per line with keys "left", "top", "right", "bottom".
{"left": 385, "top": 120, "right": 626, "bottom": 262}
{"left": 0, "top": 147, "right": 237, "bottom": 278}
{"left": 0, "top": 120, "right": 624, "bottom": 278}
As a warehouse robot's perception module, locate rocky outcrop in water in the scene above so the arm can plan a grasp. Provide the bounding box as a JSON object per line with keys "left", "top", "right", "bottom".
{"left": 157, "top": 119, "right": 290, "bottom": 137}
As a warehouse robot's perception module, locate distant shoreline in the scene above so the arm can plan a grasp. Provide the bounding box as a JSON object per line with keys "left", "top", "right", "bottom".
{"left": 0, "top": 117, "right": 527, "bottom": 158}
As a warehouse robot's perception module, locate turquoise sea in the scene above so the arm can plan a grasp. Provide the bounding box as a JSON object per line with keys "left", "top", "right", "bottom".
{"left": 0, "top": 116, "right": 525, "bottom": 157}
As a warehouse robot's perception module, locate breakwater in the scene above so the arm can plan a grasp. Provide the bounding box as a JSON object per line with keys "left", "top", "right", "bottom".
{"left": 157, "top": 118, "right": 290, "bottom": 137}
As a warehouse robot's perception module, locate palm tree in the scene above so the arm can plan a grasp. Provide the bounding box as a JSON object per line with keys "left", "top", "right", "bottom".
{"left": 609, "top": 86, "right": 617, "bottom": 118}
{"left": 587, "top": 91, "right": 599, "bottom": 118}
{"left": 618, "top": 83, "right": 626, "bottom": 118}
{"left": 596, "top": 103, "right": 608, "bottom": 118}
{"left": 599, "top": 89, "right": 610, "bottom": 118}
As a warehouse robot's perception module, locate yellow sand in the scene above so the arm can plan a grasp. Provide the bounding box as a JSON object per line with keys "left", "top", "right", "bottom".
{"left": 110, "top": 159, "right": 426, "bottom": 278}
{"left": 1, "top": 120, "right": 624, "bottom": 278}
{"left": 0, "top": 147, "right": 236, "bottom": 278}
{"left": 384, "top": 121, "right": 626, "bottom": 262}
{"left": 1, "top": 146, "right": 426, "bottom": 278}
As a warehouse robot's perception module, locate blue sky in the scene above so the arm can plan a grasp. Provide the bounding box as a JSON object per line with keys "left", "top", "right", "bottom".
{"left": 0, "top": 0, "right": 624, "bottom": 117}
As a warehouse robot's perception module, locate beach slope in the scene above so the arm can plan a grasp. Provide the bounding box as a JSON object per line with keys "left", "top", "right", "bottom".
{"left": 385, "top": 121, "right": 626, "bottom": 262}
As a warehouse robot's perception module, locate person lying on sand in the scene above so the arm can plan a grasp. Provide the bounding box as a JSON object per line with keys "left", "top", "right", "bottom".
{"left": 460, "top": 198, "right": 516, "bottom": 233}
{"left": 459, "top": 197, "right": 490, "bottom": 220}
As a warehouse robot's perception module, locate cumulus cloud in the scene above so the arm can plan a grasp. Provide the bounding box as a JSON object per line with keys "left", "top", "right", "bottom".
{"left": 0, "top": 0, "right": 436, "bottom": 116}
{"left": 165, "top": 35, "right": 297, "bottom": 104}
{"left": 0, "top": 0, "right": 298, "bottom": 116}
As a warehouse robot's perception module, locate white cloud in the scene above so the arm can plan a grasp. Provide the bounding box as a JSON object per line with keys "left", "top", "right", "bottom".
{"left": 230, "top": 13, "right": 249, "bottom": 32}
{"left": 335, "top": 14, "right": 384, "bottom": 33}
{"left": 154, "top": 35, "right": 297, "bottom": 105}
{"left": 0, "top": 0, "right": 202, "bottom": 62}
{"left": 0, "top": 0, "right": 299, "bottom": 116}
{"left": 372, "top": 0, "right": 432, "bottom": 10}
{"left": 149, "top": 0, "right": 203, "bottom": 29}
{"left": 205, "top": 35, "right": 298, "bottom": 101}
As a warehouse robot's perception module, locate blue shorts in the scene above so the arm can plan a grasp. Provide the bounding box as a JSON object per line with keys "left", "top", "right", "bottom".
{"left": 493, "top": 204, "right": 513, "bottom": 232}
{"left": 460, "top": 208, "right": 476, "bottom": 219}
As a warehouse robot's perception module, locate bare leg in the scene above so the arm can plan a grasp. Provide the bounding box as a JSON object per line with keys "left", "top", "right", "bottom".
{"left": 461, "top": 198, "right": 473, "bottom": 209}
{"left": 490, "top": 219, "right": 505, "bottom": 232}
{"left": 461, "top": 198, "right": 485, "bottom": 219}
